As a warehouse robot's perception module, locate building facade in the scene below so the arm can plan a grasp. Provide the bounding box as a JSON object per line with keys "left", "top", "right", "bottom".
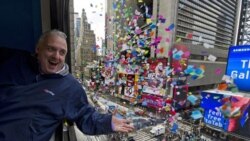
{"left": 69, "top": 0, "right": 76, "bottom": 75}
{"left": 173, "top": 0, "right": 239, "bottom": 91}
{"left": 75, "top": 9, "right": 97, "bottom": 79}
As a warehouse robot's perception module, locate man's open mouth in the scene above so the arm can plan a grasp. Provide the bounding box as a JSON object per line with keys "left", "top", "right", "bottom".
{"left": 48, "top": 61, "right": 58, "bottom": 66}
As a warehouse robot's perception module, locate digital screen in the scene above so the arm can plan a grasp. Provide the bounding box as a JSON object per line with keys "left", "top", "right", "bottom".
{"left": 226, "top": 45, "right": 250, "bottom": 92}
{"left": 201, "top": 91, "right": 250, "bottom": 138}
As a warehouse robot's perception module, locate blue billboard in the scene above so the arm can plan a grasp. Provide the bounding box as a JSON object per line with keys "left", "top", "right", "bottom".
{"left": 200, "top": 92, "right": 228, "bottom": 130}
{"left": 226, "top": 45, "right": 250, "bottom": 92}
{"left": 201, "top": 90, "right": 250, "bottom": 138}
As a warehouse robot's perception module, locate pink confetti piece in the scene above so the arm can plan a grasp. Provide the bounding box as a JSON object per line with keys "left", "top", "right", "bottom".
{"left": 166, "top": 38, "right": 170, "bottom": 42}
{"left": 215, "top": 68, "right": 222, "bottom": 75}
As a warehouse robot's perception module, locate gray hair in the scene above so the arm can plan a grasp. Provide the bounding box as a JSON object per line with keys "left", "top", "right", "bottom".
{"left": 37, "top": 29, "right": 67, "bottom": 47}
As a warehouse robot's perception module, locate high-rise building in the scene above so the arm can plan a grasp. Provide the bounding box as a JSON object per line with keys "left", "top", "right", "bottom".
{"left": 75, "top": 9, "right": 97, "bottom": 79}
{"left": 237, "top": 0, "right": 250, "bottom": 45}
{"left": 168, "top": 0, "right": 239, "bottom": 91}
{"left": 74, "top": 13, "right": 81, "bottom": 39}
{"left": 69, "top": 0, "right": 76, "bottom": 75}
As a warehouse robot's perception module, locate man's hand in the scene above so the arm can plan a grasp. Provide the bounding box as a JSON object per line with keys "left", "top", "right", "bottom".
{"left": 111, "top": 116, "right": 134, "bottom": 133}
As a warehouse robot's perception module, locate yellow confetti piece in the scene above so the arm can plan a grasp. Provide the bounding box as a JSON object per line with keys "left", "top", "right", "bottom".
{"left": 165, "top": 106, "right": 171, "bottom": 112}
{"left": 176, "top": 37, "right": 182, "bottom": 43}
{"left": 136, "top": 48, "right": 141, "bottom": 52}
{"left": 146, "top": 18, "right": 152, "bottom": 24}
{"left": 160, "top": 89, "right": 165, "bottom": 95}
{"left": 180, "top": 59, "right": 186, "bottom": 65}
{"left": 135, "top": 74, "right": 139, "bottom": 81}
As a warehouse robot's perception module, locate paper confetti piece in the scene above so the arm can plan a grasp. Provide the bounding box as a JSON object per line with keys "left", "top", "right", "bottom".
{"left": 203, "top": 43, "right": 211, "bottom": 49}
{"left": 231, "top": 87, "right": 239, "bottom": 93}
{"left": 187, "top": 95, "right": 198, "bottom": 105}
{"left": 159, "top": 47, "right": 164, "bottom": 54}
{"left": 149, "top": 23, "right": 157, "bottom": 29}
{"left": 146, "top": 18, "right": 152, "bottom": 24}
{"left": 112, "top": 3, "right": 117, "bottom": 9}
{"left": 166, "top": 38, "right": 170, "bottom": 42}
{"left": 155, "top": 49, "right": 160, "bottom": 54}
{"left": 186, "top": 33, "right": 193, "bottom": 39}
{"left": 159, "top": 18, "right": 166, "bottom": 23}
{"left": 150, "top": 31, "right": 155, "bottom": 37}
{"left": 165, "top": 23, "right": 175, "bottom": 31}
{"left": 135, "top": 9, "right": 141, "bottom": 15}
{"left": 200, "top": 65, "right": 205, "bottom": 70}
{"left": 191, "top": 110, "right": 203, "bottom": 120}
{"left": 176, "top": 38, "right": 181, "bottom": 43}
{"left": 138, "top": 0, "right": 143, "bottom": 3}
{"left": 215, "top": 68, "right": 222, "bottom": 75}
{"left": 165, "top": 66, "right": 173, "bottom": 76}
{"left": 217, "top": 83, "right": 227, "bottom": 90}
{"left": 135, "top": 28, "right": 142, "bottom": 34}
{"left": 208, "top": 54, "right": 217, "bottom": 62}
{"left": 222, "top": 75, "right": 234, "bottom": 83}
{"left": 173, "top": 50, "right": 184, "bottom": 60}
{"left": 183, "top": 51, "right": 190, "bottom": 58}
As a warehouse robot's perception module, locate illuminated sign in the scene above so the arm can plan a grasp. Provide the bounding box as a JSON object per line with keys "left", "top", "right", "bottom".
{"left": 204, "top": 109, "right": 224, "bottom": 128}
{"left": 201, "top": 92, "right": 227, "bottom": 129}
{"left": 201, "top": 91, "right": 250, "bottom": 138}
{"left": 226, "top": 45, "right": 250, "bottom": 92}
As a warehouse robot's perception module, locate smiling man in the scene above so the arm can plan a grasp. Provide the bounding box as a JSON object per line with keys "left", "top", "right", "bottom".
{"left": 36, "top": 31, "right": 67, "bottom": 74}
{"left": 0, "top": 30, "right": 134, "bottom": 141}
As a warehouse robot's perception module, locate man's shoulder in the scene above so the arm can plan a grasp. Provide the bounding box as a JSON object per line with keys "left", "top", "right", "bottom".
{"left": 63, "top": 74, "right": 83, "bottom": 87}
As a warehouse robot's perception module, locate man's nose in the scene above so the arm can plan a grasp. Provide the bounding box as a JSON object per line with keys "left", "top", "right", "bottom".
{"left": 52, "top": 51, "right": 60, "bottom": 59}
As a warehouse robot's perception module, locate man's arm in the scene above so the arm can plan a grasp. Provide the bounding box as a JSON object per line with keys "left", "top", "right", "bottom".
{"left": 63, "top": 83, "right": 114, "bottom": 135}
{"left": 63, "top": 82, "right": 134, "bottom": 135}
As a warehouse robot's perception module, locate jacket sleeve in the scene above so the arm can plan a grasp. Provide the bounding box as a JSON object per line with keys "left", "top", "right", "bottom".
{"left": 64, "top": 82, "right": 114, "bottom": 135}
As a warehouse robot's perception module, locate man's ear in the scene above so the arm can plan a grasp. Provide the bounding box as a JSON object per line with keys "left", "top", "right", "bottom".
{"left": 35, "top": 46, "right": 39, "bottom": 54}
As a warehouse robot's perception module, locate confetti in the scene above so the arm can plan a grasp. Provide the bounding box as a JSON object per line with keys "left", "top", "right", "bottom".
{"left": 215, "top": 68, "right": 222, "bottom": 75}
{"left": 165, "top": 23, "right": 175, "bottom": 31}
{"left": 208, "top": 54, "right": 217, "bottom": 62}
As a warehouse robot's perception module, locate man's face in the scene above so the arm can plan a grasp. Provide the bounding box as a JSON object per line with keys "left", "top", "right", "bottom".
{"left": 36, "top": 35, "right": 67, "bottom": 74}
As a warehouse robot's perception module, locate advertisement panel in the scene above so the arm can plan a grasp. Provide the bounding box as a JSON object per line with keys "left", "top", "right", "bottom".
{"left": 201, "top": 92, "right": 227, "bottom": 129}
{"left": 142, "top": 58, "right": 167, "bottom": 96}
{"left": 226, "top": 45, "right": 250, "bottom": 92}
{"left": 141, "top": 94, "right": 165, "bottom": 109}
{"left": 201, "top": 90, "right": 250, "bottom": 138}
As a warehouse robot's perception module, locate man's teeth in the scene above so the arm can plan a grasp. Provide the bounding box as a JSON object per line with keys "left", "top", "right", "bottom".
{"left": 49, "top": 61, "right": 57, "bottom": 65}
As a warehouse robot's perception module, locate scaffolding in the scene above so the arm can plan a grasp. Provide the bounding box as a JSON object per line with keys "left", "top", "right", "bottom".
{"left": 238, "top": 0, "right": 250, "bottom": 45}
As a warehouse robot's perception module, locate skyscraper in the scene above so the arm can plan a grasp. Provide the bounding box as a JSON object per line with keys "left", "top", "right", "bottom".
{"left": 171, "top": 0, "right": 239, "bottom": 91}
{"left": 75, "top": 9, "right": 97, "bottom": 79}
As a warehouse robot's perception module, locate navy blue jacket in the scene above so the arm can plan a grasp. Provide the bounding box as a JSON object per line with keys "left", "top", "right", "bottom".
{"left": 0, "top": 48, "right": 113, "bottom": 141}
